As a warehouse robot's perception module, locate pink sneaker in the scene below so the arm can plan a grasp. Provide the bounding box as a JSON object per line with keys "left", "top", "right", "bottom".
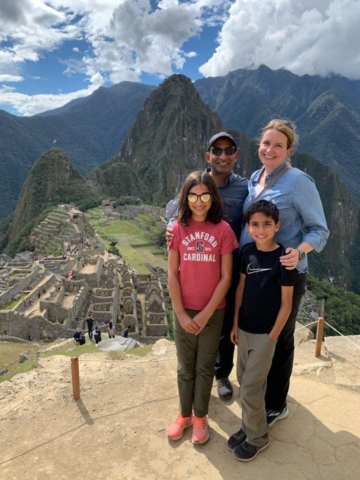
{"left": 167, "top": 413, "right": 193, "bottom": 441}
{"left": 191, "top": 416, "right": 209, "bottom": 444}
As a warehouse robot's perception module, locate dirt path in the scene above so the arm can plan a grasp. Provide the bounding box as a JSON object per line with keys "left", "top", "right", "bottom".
{"left": 1, "top": 340, "right": 360, "bottom": 480}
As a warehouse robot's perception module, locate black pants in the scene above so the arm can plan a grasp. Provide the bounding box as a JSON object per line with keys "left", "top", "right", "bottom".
{"left": 214, "top": 279, "right": 237, "bottom": 379}
{"left": 87, "top": 324, "right": 93, "bottom": 339}
{"left": 265, "top": 273, "right": 307, "bottom": 411}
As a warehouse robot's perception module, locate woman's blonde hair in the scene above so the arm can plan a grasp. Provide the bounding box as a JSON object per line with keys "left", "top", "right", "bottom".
{"left": 260, "top": 119, "right": 299, "bottom": 150}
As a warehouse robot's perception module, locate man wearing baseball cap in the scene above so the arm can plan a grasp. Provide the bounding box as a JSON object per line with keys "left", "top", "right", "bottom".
{"left": 166, "top": 131, "right": 248, "bottom": 400}
{"left": 205, "top": 132, "right": 248, "bottom": 399}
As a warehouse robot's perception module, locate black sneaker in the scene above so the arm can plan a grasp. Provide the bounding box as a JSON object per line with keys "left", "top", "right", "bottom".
{"left": 226, "top": 428, "right": 246, "bottom": 451}
{"left": 217, "top": 377, "right": 233, "bottom": 400}
{"left": 266, "top": 407, "right": 288, "bottom": 427}
{"left": 233, "top": 439, "right": 270, "bottom": 462}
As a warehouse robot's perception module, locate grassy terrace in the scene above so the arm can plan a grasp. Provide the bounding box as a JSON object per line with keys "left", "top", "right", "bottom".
{"left": 1, "top": 293, "right": 27, "bottom": 310}
{"left": 85, "top": 207, "right": 167, "bottom": 274}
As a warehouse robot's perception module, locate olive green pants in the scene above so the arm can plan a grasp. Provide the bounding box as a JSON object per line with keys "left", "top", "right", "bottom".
{"left": 237, "top": 329, "right": 276, "bottom": 447}
{"left": 174, "top": 308, "right": 225, "bottom": 418}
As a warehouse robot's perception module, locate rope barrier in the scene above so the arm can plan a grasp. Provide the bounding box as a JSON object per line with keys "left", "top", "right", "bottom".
{"left": 295, "top": 321, "right": 318, "bottom": 331}
{"left": 324, "top": 320, "right": 360, "bottom": 351}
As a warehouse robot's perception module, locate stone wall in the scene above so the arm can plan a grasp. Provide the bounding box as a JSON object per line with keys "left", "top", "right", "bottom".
{"left": 0, "top": 266, "right": 42, "bottom": 306}
{"left": 75, "top": 257, "right": 103, "bottom": 288}
{"left": 145, "top": 323, "right": 169, "bottom": 336}
{"left": 40, "top": 281, "right": 88, "bottom": 324}
{"left": 147, "top": 312, "right": 167, "bottom": 324}
{"left": 78, "top": 248, "right": 105, "bottom": 256}
{"left": 39, "top": 257, "right": 77, "bottom": 276}
{"left": 0, "top": 310, "right": 79, "bottom": 341}
{"left": 15, "top": 274, "right": 57, "bottom": 313}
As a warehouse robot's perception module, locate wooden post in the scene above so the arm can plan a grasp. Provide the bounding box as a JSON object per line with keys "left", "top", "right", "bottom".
{"left": 71, "top": 357, "right": 80, "bottom": 400}
{"left": 315, "top": 317, "right": 325, "bottom": 357}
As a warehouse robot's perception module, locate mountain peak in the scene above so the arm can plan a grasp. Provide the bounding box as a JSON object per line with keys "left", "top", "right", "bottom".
{"left": 104, "top": 74, "right": 225, "bottom": 203}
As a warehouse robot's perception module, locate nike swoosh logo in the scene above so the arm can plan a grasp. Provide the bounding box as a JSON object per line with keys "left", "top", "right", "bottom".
{"left": 246, "top": 264, "right": 273, "bottom": 275}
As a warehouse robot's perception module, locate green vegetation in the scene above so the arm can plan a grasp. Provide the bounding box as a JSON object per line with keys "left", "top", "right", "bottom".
{"left": 86, "top": 207, "right": 167, "bottom": 273}
{"left": 0, "top": 343, "right": 39, "bottom": 383}
{"left": 0, "top": 82, "right": 155, "bottom": 219}
{"left": 42, "top": 342, "right": 99, "bottom": 358}
{"left": 0, "top": 293, "right": 27, "bottom": 310}
{"left": 113, "top": 196, "right": 142, "bottom": 206}
{"left": 2, "top": 149, "right": 103, "bottom": 256}
{"left": 307, "top": 275, "right": 360, "bottom": 336}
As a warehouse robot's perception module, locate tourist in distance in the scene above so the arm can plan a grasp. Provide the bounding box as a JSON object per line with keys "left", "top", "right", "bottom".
{"left": 122, "top": 325, "right": 131, "bottom": 338}
{"left": 85, "top": 314, "right": 94, "bottom": 339}
{"left": 166, "top": 171, "right": 238, "bottom": 445}
{"left": 108, "top": 321, "right": 115, "bottom": 338}
{"left": 239, "top": 119, "right": 329, "bottom": 428}
{"left": 93, "top": 326, "right": 102, "bottom": 347}
{"left": 227, "top": 200, "right": 298, "bottom": 461}
{"left": 74, "top": 327, "right": 86, "bottom": 346}
{"left": 166, "top": 132, "right": 248, "bottom": 401}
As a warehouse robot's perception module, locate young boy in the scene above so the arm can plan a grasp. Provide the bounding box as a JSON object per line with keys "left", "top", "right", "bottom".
{"left": 228, "top": 200, "right": 298, "bottom": 462}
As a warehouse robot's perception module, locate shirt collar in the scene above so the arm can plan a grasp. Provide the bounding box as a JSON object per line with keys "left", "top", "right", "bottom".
{"left": 253, "top": 161, "right": 289, "bottom": 183}
{"left": 204, "top": 167, "right": 235, "bottom": 188}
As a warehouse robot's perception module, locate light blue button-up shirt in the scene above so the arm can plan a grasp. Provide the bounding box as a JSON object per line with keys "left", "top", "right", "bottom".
{"left": 240, "top": 162, "right": 330, "bottom": 273}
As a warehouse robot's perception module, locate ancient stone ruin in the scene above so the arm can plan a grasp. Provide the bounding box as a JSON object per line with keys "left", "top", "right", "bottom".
{"left": 0, "top": 206, "right": 170, "bottom": 344}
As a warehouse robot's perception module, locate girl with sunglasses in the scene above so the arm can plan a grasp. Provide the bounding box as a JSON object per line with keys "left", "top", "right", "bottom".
{"left": 167, "top": 171, "right": 238, "bottom": 445}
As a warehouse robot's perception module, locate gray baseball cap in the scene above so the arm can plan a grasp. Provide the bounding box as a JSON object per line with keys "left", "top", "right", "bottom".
{"left": 207, "top": 132, "right": 237, "bottom": 151}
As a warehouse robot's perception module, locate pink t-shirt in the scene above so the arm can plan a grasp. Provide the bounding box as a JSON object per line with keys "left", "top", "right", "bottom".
{"left": 169, "top": 219, "right": 238, "bottom": 310}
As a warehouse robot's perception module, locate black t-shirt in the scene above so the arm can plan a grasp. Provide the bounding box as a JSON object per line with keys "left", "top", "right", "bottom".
{"left": 237, "top": 243, "right": 299, "bottom": 334}
{"left": 86, "top": 317, "right": 94, "bottom": 327}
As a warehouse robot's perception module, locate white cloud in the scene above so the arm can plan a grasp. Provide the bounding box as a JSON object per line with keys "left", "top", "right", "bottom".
{"left": 0, "top": 0, "right": 227, "bottom": 114}
{"left": 199, "top": 0, "right": 360, "bottom": 80}
{"left": 1, "top": 0, "right": 359, "bottom": 116}
{"left": 0, "top": 74, "right": 23, "bottom": 82}
{"left": 0, "top": 74, "right": 104, "bottom": 116}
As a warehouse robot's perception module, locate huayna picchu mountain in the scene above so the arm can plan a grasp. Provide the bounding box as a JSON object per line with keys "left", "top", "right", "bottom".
{"left": 90, "top": 74, "right": 225, "bottom": 204}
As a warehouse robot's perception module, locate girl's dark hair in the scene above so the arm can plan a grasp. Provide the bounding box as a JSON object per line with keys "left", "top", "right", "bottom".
{"left": 177, "top": 171, "right": 223, "bottom": 226}
{"left": 245, "top": 200, "right": 280, "bottom": 224}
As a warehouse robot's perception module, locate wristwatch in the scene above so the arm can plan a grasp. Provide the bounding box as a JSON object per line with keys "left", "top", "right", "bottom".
{"left": 297, "top": 248, "right": 306, "bottom": 260}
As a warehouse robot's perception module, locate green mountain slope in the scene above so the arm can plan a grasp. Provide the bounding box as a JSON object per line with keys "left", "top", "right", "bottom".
{"left": 94, "top": 74, "right": 225, "bottom": 205}
{"left": 0, "top": 82, "right": 155, "bottom": 219}
{"left": 4, "top": 149, "right": 103, "bottom": 255}
{"left": 195, "top": 65, "right": 360, "bottom": 202}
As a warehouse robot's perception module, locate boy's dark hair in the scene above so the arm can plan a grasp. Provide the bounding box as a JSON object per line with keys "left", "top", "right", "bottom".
{"left": 177, "top": 171, "right": 223, "bottom": 226}
{"left": 245, "top": 200, "right": 280, "bottom": 224}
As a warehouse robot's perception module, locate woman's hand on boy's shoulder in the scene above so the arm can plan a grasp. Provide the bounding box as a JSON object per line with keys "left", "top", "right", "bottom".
{"left": 280, "top": 247, "right": 299, "bottom": 270}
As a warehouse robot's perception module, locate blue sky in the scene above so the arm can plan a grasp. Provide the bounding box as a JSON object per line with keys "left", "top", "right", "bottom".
{"left": 0, "top": 0, "right": 359, "bottom": 116}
